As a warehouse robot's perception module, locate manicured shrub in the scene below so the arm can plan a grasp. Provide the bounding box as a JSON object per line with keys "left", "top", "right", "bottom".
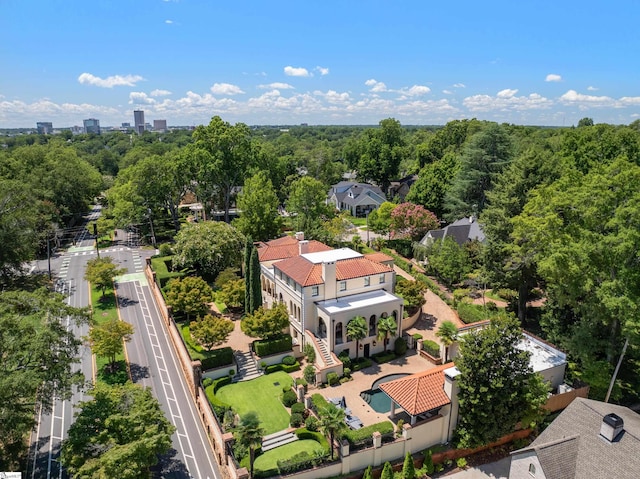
{"left": 351, "top": 358, "right": 372, "bottom": 371}
{"left": 403, "top": 452, "right": 416, "bottom": 479}
{"left": 303, "top": 364, "right": 316, "bottom": 383}
{"left": 343, "top": 367, "right": 351, "bottom": 377}
{"left": 381, "top": 461, "right": 393, "bottom": 479}
{"left": 254, "top": 334, "right": 292, "bottom": 357}
{"left": 265, "top": 363, "right": 283, "bottom": 374}
{"left": 338, "top": 352, "right": 351, "bottom": 369}
{"left": 341, "top": 421, "right": 394, "bottom": 444}
{"left": 412, "top": 333, "right": 423, "bottom": 340}
{"left": 311, "top": 394, "right": 329, "bottom": 412}
{"left": 295, "top": 377, "right": 308, "bottom": 391}
{"left": 282, "top": 390, "right": 297, "bottom": 407}
{"left": 159, "top": 243, "right": 173, "bottom": 256}
{"left": 422, "top": 339, "right": 440, "bottom": 357}
{"left": 423, "top": 450, "right": 434, "bottom": 475}
{"left": 456, "top": 457, "right": 467, "bottom": 468}
{"left": 282, "top": 355, "right": 296, "bottom": 366}
{"left": 282, "top": 361, "right": 301, "bottom": 373}
{"left": 304, "top": 416, "right": 319, "bottom": 432}
{"left": 290, "top": 412, "right": 304, "bottom": 427}
{"left": 212, "top": 375, "right": 232, "bottom": 393}
{"left": 295, "top": 428, "right": 329, "bottom": 453}
{"left": 200, "top": 347, "right": 234, "bottom": 370}
{"left": 291, "top": 402, "right": 306, "bottom": 415}
{"left": 202, "top": 377, "right": 213, "bottom": 388}
{"left": 303, "top": 343, "right": 316, "bottom": 364}
{"left": 372, "top": 352, "right": 396, "bottom": 364}
{"left": 326, "top": 372, "right": 339, "bottom": 386}
{"left": 394, "top": 337, "right": 407, "bottom": 355}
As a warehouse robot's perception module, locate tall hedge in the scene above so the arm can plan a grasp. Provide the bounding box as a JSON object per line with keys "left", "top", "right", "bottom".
{"left": 254, "top": 334, "right": 292, "bottom": 357}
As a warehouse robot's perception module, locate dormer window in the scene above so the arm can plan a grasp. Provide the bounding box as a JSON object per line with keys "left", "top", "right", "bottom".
{"left": 528, "top": 463, "right": 536, "bottom": 476}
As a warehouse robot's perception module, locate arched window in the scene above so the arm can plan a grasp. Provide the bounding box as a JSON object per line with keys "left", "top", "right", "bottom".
{"left": 392, "top": 310, "right": 398, "bottom": 322}
{"left": 335, "top": 322, "right": 343, "bottom": 344}
{"left": 289, "top": 300, "right": 293, "bottom": 314}
{"left": 369, "top": 315, "right": 377, "bottom": 336}
{"left": 279, "top": 293, "right": 283, "bottom": 303}
{"left": 318, "top": 318, "right": 327, "bottom": 339}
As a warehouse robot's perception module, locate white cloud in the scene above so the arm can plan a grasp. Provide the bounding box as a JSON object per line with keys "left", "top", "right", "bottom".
{"left": 165, "top": 20, "right": 173, "bottom": 24}
{"left": 545, "top": 74, "right": 562, "bottom": 82}
{"left": 463, "top": 91, "right": 553, "bottom": 112}
{"left": 128, "top": 92, "right": 156, "bottom": 105}
{"left": 453, "top": 83, "right": 466, "bottom": 88}
{"left": 400, "top": 85, "right": 431, "bottom": 96}
{"left": 618, "top": 96, "right": 640, "bottom": 106}
{"left": 315, "top": 66, "right": 330, "bottom": 75}
{"left": 210, "top": 83, "right": 245, "bottom": 95}
{"left": 313, "top": 90, "right": 351, "bottom": 104}
{"left": 258, "top": 82, "right": 295, "bottom": 90}
{"left": 497, "top": 88, "right": 518, "bottom": 98}
{"left": 284, "top": 66, "right": 311, "bottom": 77}
{"left": 150, "top": 89, "right": 172, "bottom": 97}
{"left": 587, "top": 86, "right": 598, "bottom": 91}
{"left": 559, "top": 90, "right": 615, "bottom": 107}
{"left": 442, "top": 90, "right": 453, "bottom": 95}
{"left": 365, "top": 79, "right": 387, "bottom": 92}
{"left": 78, "top": 72, "right": 144, "bottom": 88}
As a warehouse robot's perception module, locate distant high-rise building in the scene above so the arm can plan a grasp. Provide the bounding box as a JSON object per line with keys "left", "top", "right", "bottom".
{"left": 133, "top": 110, "right": 145, "bottom": 135}
{"left": 122, "top": 122, "right": 131, "bottom": 128}
{"left": 36, "top": 122, "right": 53, "bottom": 134}
{"left": 153, "top": 119, "right": 167, "bottom": 132}
{"left": 83, "top": 118, "right": 101, "bottom": 134}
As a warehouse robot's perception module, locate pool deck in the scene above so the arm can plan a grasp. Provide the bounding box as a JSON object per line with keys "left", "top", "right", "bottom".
{"left": 299, "top": 350, "right": 435, "bottom": 427}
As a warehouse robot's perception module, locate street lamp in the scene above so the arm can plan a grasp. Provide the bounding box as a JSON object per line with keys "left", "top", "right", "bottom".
{"left": 147, "top": 208, "right": 157, "bottom": 248}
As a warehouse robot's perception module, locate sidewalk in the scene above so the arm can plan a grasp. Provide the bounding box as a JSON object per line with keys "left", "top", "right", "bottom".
{"left": 443, "top": 457, "right": 510, "bottom": 478}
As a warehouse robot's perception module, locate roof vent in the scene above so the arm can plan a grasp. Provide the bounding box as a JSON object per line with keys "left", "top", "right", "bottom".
{"left": 600, "top": 413, "right": 624, "bottom": 443}
{"left": 294, "top": 231, "right": 304, "bottom": 241}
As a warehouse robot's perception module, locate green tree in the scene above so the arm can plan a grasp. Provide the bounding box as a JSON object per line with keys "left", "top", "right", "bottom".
{"left": 362, "top": 465, "right": 373, "bottom": 479}
{"left": 89, "top": 319, "right": 134, "bottom": 371}
{"left": 445, "top": 123, "right": 512, "bottom": 220}
{"left": 368, "top": 201, "right": 396, "bottom": 237}
{"left": 189, "top": 314, "right": 234, "bottom": 351}
{"left": 234, "top": 171, "right": 283, "bottom": 241}
{"left": 455, "top": 316, "right": 549, "bottom": 448}
{"left": 248, "top": 246, "right": 262, "bottom": 314}
{"left": 436, "top": 320, "right": 458, "bottom": 363}
{"left": 241, "top": 303, "right": 289, "bottom": 339}
{"left": 319, "top": 404, "right": 345, "bottom": 460}
{"left": 60, "top": 382, "right": 175, "bottom": 479}
{"left": 84, "top": 257, "right": 126, "bottom": 299}
{"left": 346, "top": 316, "right": 368, "bottom": 359}
{"left": 577, "top": 117, "right": 594, "bottom": 127}
{"left": 165, "top": 276, "right": 214, "bottom": 321}
{"left": 286, "top": 176, "right": 333, "bottom": 235}
{"left": 380, "top": 461, "right": 394, "bottom": 479}
{"left": 406, "top": 151, "right": 460, "bottom": 219}
{"left": 243, "top": 237, "right": 253, "bottom": 311}
{"left": 377, "top": 316, "right": 398, "bottom": 352}
{"left": 189, "top": 116, "right": 255, "bottom": 222}
{"left": 172, "top": 221, "right": 245, "bottom": 280}
{"left": 218, "top": 279, "right": 245, "bottom": 309}
{"left": 0, "top": 289, "right": 89, "bottom": 468}
{"left": 235, "top": 411, "right": 265, "bottom": 479}
{"left": 402, "top": 452, "right": 416, "bottom": 479}
{"left": 427, "top": 237, "right": 471, "bottom": 287}
{"left": 344, "top": 118, "right": 406, "bottom": 190}
{"left": 323, "top": 213, "right": 352, "bottom": 246}
{"left": 395, "top": 277, "right": 427, "bottom": 315}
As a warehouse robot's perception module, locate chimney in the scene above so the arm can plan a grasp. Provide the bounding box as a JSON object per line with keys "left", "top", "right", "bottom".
{"left": 294, "top": 231, "right": 304, "bottom": 241}
{"left": 322, "top": 261, "right": 337, "bottom": 299}
{"left": 299, "top": 240, "right": 309, "bottom": 255}
{"left": 600, "top": 413, "right": 624, "bottom": 442}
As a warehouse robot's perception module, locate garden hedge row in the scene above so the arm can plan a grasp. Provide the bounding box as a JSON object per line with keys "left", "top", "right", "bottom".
{"left": 151, "top": 256, "right": 186, "bottom": 290}
{"left": 422, "top": 340, "right": 440, "bottom": 357}
{"left": 341, "top": 421, "right": 394, "bottom": 444}
{"left": 200, "top": 347, "right": 234, "bottom": 370}
{"left": 205, "top": 384, "right": 231, "bottom": 418}
{"left": 295, "top": 428, "right": 330, "bottom": 453}
{"left": 254, "top": 334, "right": 292, "bottom": 357}
{"left": 265, "top": 361, "right": 301, "bottom": 374}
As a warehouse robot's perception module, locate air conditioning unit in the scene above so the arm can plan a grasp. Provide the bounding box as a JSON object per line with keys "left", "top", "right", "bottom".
{"left": 558, "top": 383, "right": 573, "bottom": 394}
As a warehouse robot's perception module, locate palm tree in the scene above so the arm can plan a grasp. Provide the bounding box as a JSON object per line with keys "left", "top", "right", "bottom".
{"left": 319, "top": 404, "right": 345, "bottom": 460}
{"left": 235, "top": 412, "right": 265, "bottom": 478}
{"left": 377, "top": 316, "right": 398, "bottom": 353}
{"left": 346, "top": 316, "right": 367, "bottom": 359}
{"left": 436, "top": 320, "right": 458, "bottom": 363}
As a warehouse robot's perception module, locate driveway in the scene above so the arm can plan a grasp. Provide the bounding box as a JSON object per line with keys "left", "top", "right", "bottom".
{"left": 443, "top": 457, "right": 510, "bottom": 479}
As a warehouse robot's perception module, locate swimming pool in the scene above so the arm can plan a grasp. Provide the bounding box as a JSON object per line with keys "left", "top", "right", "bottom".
{"left": 360, "top": 373, "right": 410, "bottom": 413}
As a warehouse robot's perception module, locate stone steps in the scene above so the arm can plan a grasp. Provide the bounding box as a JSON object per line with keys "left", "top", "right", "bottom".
{"left": 316, "top": 340, "right": 334, "bottom": 366}
{"left": 233, "top": 351, "right": 262, "bottom": 382}
{"left": 261, "top": 430, "right": 298, "bottom": 452}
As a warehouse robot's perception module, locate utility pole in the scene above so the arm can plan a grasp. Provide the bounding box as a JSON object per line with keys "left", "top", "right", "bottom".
{"left": 147, "top": 208, "right": 157, "bottom": 248}
{"left": 93, "top": 223, "right": 100, "bottom": 258}
{"left": 47, "top": 235, "right": 52, "bottom": 280}
{"left": 605, "top": 337, "right": 629, "bottom": 403}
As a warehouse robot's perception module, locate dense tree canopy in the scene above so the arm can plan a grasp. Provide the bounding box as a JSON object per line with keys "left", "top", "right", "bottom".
{"left": 455, "top": 316, "right": 548, "bottom": 448}
{"left": 61, "top": 382, "right": 175, "bottom": 479}
{"left": 234, "top": 171, "right": 282, "bottom": 241}
{"left": 0, "top": 288, "right": 90, "bottom": 468}
{"left": 241, "top": 303, "right": 289, "bottom": 339}
{"left": 165, "top": 276, "right": 214, "bottom": 321}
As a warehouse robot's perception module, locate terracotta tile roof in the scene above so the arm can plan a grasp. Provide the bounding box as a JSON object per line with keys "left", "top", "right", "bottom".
{"left": 364, "top": 252, "right": 394, "bottom": 264}
{"left": 379, "top": 364, "right": 452, "bottom": 416}
{"left": 257, "top": 237, "right": 332, "bottom": 262}
{"left": 336, "top": 258, "right": 392, "bottom": 280}
{"left": 275, "top": 257, "right": 324, "bottom": 287}
{"left": 276, "top": 256, "right": 393, "bottom": 287}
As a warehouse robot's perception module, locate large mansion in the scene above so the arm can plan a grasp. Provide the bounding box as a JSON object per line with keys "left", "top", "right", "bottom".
{"left": 257, "top": 233, "right": 404, "bottom": 380}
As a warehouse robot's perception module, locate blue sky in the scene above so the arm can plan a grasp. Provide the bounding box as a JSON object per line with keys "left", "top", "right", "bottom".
{"left": 2, "top": 0, "right": 639, "bottom": 128}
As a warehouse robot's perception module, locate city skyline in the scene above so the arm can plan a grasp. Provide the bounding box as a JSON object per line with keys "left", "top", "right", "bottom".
{"left": 2, "top": 0, "right": 640, "bottom": 128}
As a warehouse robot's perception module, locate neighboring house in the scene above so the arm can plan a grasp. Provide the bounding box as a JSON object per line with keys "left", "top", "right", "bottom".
{"left": 258, "top": 233, "right": 403, "bottom": 381}
{"left": 509, "top": 397, "right": 640, "bottom": 479}
{"left": 328, "top": 181, "right": 387, "bottom": 217}
{"left": 387, "top": 174, "right": 418, "bottom": 202}
{"left": 419, "top": 216, "right": 485, "bottom": 247}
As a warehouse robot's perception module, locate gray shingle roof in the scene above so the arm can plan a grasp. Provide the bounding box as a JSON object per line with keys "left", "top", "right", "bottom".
{"left": 420, "top": 216, "right": 485, "bottom": 246}
{"left": 511, "top": 398, "right": 640, "bottom": 479}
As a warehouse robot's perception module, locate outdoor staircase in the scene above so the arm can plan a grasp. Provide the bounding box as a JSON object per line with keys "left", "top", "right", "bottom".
{"left": 233, "top": 350, "right": 262, "bottom": 382}
{"left": 261, "top": 429, "right": 298, "bottom": 452}
{"left": 316, "top": 340, "right": 335, "bottom": 366}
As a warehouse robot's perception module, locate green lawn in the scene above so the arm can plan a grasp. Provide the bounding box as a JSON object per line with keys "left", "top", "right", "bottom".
{"left": 216, "top": 372, "right": 293, "bottom": 434}
{"left": 252, "top": 440, "right": 323, "bottom": 472}
{"left": 90, "top": 285, "right": 127, "bottom": 384}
